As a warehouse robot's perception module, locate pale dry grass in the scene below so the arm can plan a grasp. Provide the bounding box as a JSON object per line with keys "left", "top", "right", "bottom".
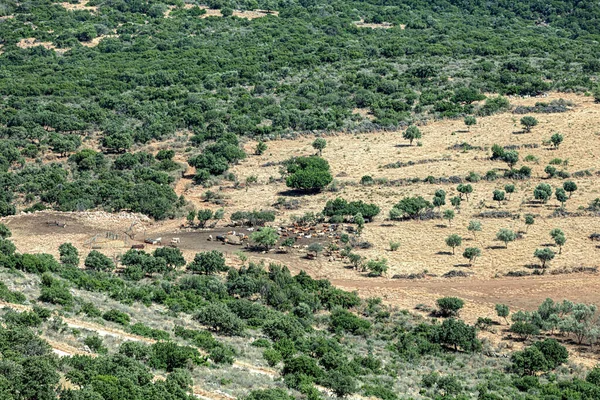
{"left": 58, "top": 1, "right": 98, "bottom": 12}
{"left": 224, "top": 93, "right": 600, "bottom": 278}
{"left": 80, "top": 34, "right": 118, "bottom": 47}
{"left": 198, "top": 6, "right": 279, "bottom": 19}
{"left": 16, "top": 38, "right": 69, "bottom": 53}
{"left": 353, "top": 19, "right": 394, "bottom": 29}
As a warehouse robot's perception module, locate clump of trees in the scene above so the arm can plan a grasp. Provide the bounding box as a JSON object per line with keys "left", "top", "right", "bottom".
{"left": 323, "top": 197, "right": 380, "bottom": 222}
{"left": 284, "top": 156, "right": 332, "bottom": 192}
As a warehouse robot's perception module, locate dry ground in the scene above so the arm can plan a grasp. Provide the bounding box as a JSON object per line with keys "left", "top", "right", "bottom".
{"left": 3, "top": 93, "right": 600, "bottom": 369}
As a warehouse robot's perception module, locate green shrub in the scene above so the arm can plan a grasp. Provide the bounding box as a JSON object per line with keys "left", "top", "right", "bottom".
{"left": 102, "top": 309, "right": 131, "bottom": 326}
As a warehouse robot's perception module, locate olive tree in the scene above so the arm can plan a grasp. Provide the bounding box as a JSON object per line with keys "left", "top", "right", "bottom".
{"left": 550, "top": 229, "right": 566, "bottom": 254}
{"left": 464, "top": 116, "right": 476, "bottom": 131}
{"left": 534, "top": 248, "right": 555, "bottom": 268}
{"left": 467, "top": 220, "right": 482, "bottom": 239}
{"left": 520, "top": 116, "right": 538, "bottom": 132}
{"left": 445, "top": 234, "right": 462, "bottom": 255}
{"left": 502, "top": 150, "right": 519, "bottom": 169}
{"left": 496, "top": 228, "right": 516, "bottom": 248}
{"left": 524, "top": 214, "right": 535, "bottom": 232}
{"left": 84, "top": 250, "right": 114, "bottom": 272}
{"left": 493, "top": 190, "right": 505, "bottom": 206}
{"left": 495, "top": 304, "right": 510, "bottom": 324}
{"left": 456, "top": 184, "right": 473, "bottom": 201}
{"left": 251, "top": 227, "right": 279, "bottom": 251}
{"left": 563, "top": 181, "right": 577, "bottom": 198}
{"left": 187, "top": 251, "right": 227, "bottom": 275}
{"left": 555, "top": 188, "right": 568, "bottom": 208}
{"left": 443, "top": 209, "right": 455, "bottom": 226}
{"left": 504, "top": 184, "right": 515, "bottom": 200}
{"left": 402, "top": 125, "right": 422, "bottom": 145}
{"left": 533, "top": 183, "right": 552, "bottom": 203}
{"left": 463, "top": 247, "right": 481, "bottom": 266}
{"left": 436, "top": 297, "right": 464, "bottom": 317}
{"left": 312, "top": 138, "right": 327, "bottom": 155}
{"left": 550, "top": 133, "right": 563, "bottom": 149}
{"left": 366, "top": 258, "right": 388, "bottom": 277}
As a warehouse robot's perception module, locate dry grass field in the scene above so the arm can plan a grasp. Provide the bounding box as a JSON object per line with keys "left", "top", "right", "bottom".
{"left": 4, "top": 93, "right": 600, "bottom": 324}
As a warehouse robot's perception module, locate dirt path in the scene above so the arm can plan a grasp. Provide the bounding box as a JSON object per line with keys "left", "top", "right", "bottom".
{"left": 328, "top": 272, "right": 600, "bottom": 312}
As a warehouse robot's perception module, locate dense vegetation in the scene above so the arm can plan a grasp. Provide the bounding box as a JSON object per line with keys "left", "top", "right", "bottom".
{"left": 1, "top": 0, "right": 600, "bottom": 215}
{"left": 1, "top": 222, "right": 600, "bottom": 398}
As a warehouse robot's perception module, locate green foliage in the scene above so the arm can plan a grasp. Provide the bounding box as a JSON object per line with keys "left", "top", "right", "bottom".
{"left": 307, "top": 242, "right": 324, "bottom": 256}
{"left": 502, "top": 150, "right": 519, "bottom": 169}
{"left": 312, "top": 138, "right": 327, "bottom": 155}
{"left": 443, "top": 209, "right": 455, "bottom": 225}
{"left": 550, "top": 133, "right": 564, "bottom": 149}
{"left": 390, "top": 196, "right": 433, "bottom": 220}
{"left": 496, "top": 304, "right": 510, "bottom": 323}
{"left": 403, "top": 125, "right": 422, "bottom": 145}
{"left": 129, "top": 323, "right": 170, "bottom": 341}
{"left": 0, "top": 281, "right": 26, "bottom": 304}
{"left": 39, "top": 273, "right": 73, "bottom": 306}
{"left": 436, "top": 297, "right": 464, "bottom": 317}
{"left": 520, "top": 116, "right": 538, "bottom": 132}
{"left": 102, "top": 309, "right": 130, "bottom": 326}
{"left": 463, "top": 247, "right": 481, "bottom": 265}
{"left": 467, "top": 220, "right": 482, "bottom": 238}
{"left": 251, "top": 227, "right": 279, "bottom": 251}
{"left": 195, "top": 302, "right": 245, "bottom": 336}
{"left": 504, "top": 184, "right": 515, "bottom": 199}
{"left": 433, "top": 318, "right": 481, "bottom": 352}
{"left": 59, "top": 243, "right": 79, "bottom": 267}
{"left": 244, "top": 389, "right": 294, "bottom": 400}
{"left": 493, "top": 189, "right": 505, "bottom": 204}
{"left": 509, "top": 321, "right": 540, "bottom": 341}
{"left": 196, "top": 209, "right": 213, "bottom": 228}
{"left": 496, "top": 228, "right": 517, "bottom": 248}
{"left": 255, "top": 141, "right": 268, "bottom": 155}
{"left": 563, "top": 180, "right": 578, "bottom": 197}
{"left": 323, "top": 198, "right": 380, "bottom": 221}
{"left": 511, "top": 339, "right": 567, "bottom": 375}
{"left": 464, "top": 116, "right": 476, "bottom": 130}
{"left": 263, "top": 348, "right": 283, "bottom": 367}
{"left": 187, "top": 251, "right": 227, "bottom": 275}
{"left": 231, "top": 210, "right": 275, "bottom": 226}
{"left": 524, "top": 214, "right": 535, "bottom": 231}
{"left": 534, "top": 248, "right": 555, "bottom": 268}
{"left": 285, "top": 156, "right": 332, "bottom": 192}
{"left": 84, "top": 335, "right": 108, "bottom": 354}
{"left": 153, "top": 246, "right": 186, "bottom": 268}
{"left": 534, "top": 183, "right": 553, "bottom": 203}
{"left": 0, "top": 224, "right": 11, "bottom": 239}
{"left": 84, "top": 250, "right": 114, "bottom": 272}
{"left": 329, "top": 308, "right": 371, "bottom": 335}
{"left": 555, "top": 187, "right": 568, "bottom": 206}
{"left": 365, "top": 258, "right": 388, "bottom": 277}
{"left": 445, "top": 234, "right": 462, "bottom": 255}
{"left": 456, "top": 183, "right": 473, "bottom": 200}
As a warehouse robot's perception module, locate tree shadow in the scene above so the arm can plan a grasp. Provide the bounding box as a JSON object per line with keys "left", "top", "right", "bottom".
{"left": 523, "top": 263, "right": 543, "bottom": 269}
{"left": 278, "top": 189, "right": 320, "bottom": 197}
{"left": 453, "top": 263, "right": 472, "bottom": 268}
{"left": 394, "top": 144, "right": 414, "bottom": 148}
{"left": 436, "top": 251, "right": 454, "bottom": 256}
{"left": 512, "top": 130, "right": 528, "bottom": 135}
{"left": 541, "top": 243, "right": 556, "bottom": 248}
{"left": 486, "top": 245, "right": 506, "bottom": 250}
{"left": 435, "top": 224, "right": 448, "bottom": 228}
